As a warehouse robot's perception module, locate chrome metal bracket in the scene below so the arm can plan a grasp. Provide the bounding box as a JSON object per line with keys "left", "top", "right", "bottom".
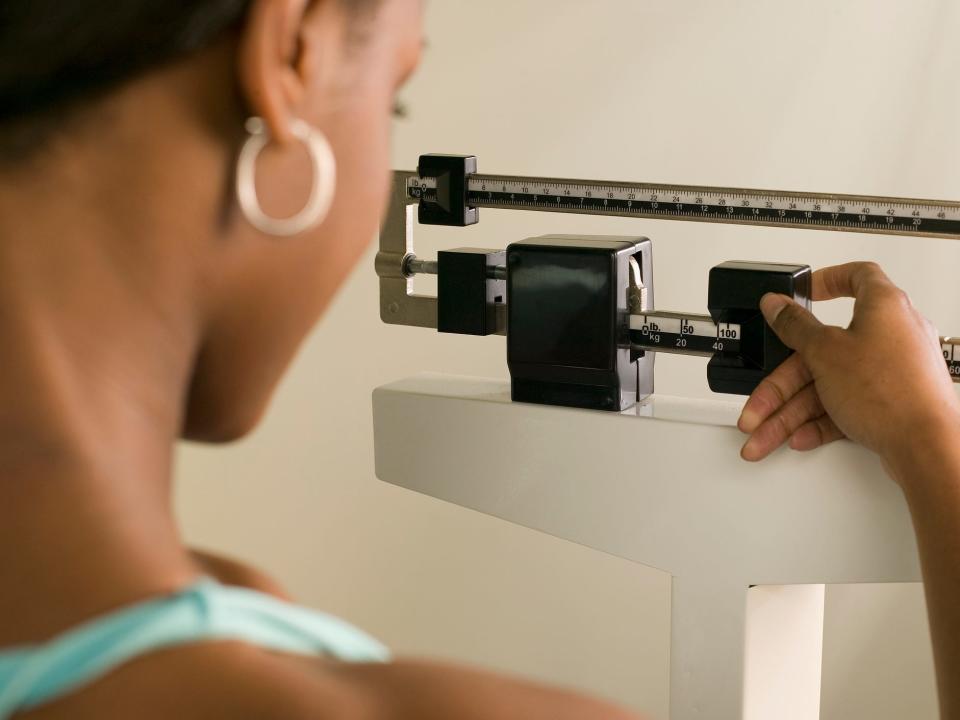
{"left": 375, "top": 171, "right": 506, "bottom": 335}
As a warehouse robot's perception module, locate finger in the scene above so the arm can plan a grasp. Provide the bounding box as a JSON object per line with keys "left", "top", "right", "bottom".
{"left": 759, "top": 293, "right": 826, "bottom": 353}
{"left": 811, "top": 262, "right": 891, "bottom": 302}
{"left": 738, "top": 353, "right": 813, "bottom": 433}
{"left": 788, "top": 415, "right": 846, "bottom": 452}
{"left": 740, "top": 383, "right": 825, "bottom": 462}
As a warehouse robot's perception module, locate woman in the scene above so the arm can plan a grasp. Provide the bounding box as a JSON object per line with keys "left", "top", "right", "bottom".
{"left": 0, "top": 1, "right": 956, "bottom": 718}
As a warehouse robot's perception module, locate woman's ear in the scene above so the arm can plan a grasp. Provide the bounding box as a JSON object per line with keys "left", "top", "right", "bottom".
{"left": 237, "top": 0, "right": 346, "bottom": 144}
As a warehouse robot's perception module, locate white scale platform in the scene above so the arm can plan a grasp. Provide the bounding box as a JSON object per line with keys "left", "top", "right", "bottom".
{"left": 372, "top": 373, "right": 920, "bottom": 720}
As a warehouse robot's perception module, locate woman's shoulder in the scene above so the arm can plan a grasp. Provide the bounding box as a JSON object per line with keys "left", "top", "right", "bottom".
{"left": 15, "top": 646, "right": 645, "bottom": 720}
{"left": 16, "top": 641, "right": 354, "bottom": 720}
{"left": 8, "top": 560, "right": 386, "bottom": 720}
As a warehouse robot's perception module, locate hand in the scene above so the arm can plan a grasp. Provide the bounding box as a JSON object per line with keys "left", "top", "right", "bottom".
{"left": 737, "top": 262, "right": 960, "bottom": 472}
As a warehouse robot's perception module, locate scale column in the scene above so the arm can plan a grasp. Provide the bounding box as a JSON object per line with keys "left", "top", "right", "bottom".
{"left": 669, "top": 576, "right": 824, "bottom": 720}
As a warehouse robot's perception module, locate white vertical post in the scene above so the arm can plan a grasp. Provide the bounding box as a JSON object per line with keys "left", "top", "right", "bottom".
{"left": 743, "top": 584, "right": 826, "bottom": 720}
{"left": 670, "top": 577, "right": 748, "bottom": 720}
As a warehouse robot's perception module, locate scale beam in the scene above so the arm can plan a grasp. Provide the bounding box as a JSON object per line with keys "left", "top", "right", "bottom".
{"left": 377, "top": 155, "right": 960, "bottom": 410}
{"left": 400, "top": 260, "right": 960, "bottom": 379}
{"left": 408, "top": 173, "right": 960, "bottom": 240}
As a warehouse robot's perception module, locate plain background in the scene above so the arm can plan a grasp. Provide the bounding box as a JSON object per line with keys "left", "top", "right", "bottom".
{"left": 176, "top": 1, "right": 960, "bottom": 717}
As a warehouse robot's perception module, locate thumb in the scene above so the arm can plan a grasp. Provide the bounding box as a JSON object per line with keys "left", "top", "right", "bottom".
{"left": 760, "top": 293, "right": 824, "bottom": 352}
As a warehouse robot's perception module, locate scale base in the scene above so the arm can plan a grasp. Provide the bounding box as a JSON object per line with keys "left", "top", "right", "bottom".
{"left": 372, "top": 373, "right": 921, "bottom": 720}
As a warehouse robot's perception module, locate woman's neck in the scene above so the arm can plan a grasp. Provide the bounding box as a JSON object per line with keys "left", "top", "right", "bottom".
{"left": 0, "top": 247, "right": 201, "bottom": 644}
{"left": 0, "top": 98, "right": 226, "bottom": 648}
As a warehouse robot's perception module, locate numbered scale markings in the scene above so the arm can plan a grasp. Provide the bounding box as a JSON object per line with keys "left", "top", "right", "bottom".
{"left": 629, "top": 313, "right": 740, "bottom": 357}
{"left": 630, "top": 315, "right": 960, "bottom": 383}
{"left": 408, "top": 175, "right": 960, "bottom": 240}
{"left": 943, "top": 340, "right": 960, "bottom": 380}
{"left": 407, "top": 170, "right": 960, "bottom": 382}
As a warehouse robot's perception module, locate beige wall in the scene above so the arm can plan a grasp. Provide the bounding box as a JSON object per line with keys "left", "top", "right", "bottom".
{"left": 176, "top": 1, "right": 957, "bottom": 716}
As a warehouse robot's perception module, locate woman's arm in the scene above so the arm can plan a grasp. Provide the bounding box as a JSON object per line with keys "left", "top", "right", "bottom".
{"left": 737, "top": 262, "right": 960, "bottom": 718}
{"left": 887, "top": 432, "right": 960, "bottom": 719}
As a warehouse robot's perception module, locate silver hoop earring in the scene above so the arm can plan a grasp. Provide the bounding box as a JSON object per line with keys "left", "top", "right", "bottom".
{"left": 236, "top": 117, "right": 337, "bottom": 237}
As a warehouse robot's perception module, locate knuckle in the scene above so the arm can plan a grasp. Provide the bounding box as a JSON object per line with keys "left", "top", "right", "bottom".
{"left": 771, "top": 411, "right": 793, "bottom": 441}
{"left": 853, "top": 261, "right": 890, "bottom": 292}
{"left": 817, "top": 267, "right": 841, "bottom": 297}
{"left": 798, "top": 385, "right": 825, "bottom": 418}
{"left": 758, "top": 377, "right": 788, "bottom": 408}
{"left": 777, "top": 402, "right": 803, "bottom": 432}
{"left": 774, "top": 303, "right": 802, "bottom": 332}
{"left": 785, "top": 389, "right": 821, "bottom": 428}
{"left": 884, "top": 286, "right": 912, "bottom": 310}
{"left": 849, "top": 260, "right": 878, "bottom": 281}
{"left": 856, "top": 261, "right": 886, "bottom": 283}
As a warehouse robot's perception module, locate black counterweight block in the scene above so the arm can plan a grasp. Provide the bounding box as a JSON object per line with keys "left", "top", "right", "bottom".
{"left": 417, "top": 154, "right": 479, "bottom": 227}
{"left": 506, "top": 235, "right": 654, "bottom": 412}
{"left": 707, "top": 261, "right": 811, "bottom": 395}
{"left": 437, "top": 248, "right": 506, "bottom": 336}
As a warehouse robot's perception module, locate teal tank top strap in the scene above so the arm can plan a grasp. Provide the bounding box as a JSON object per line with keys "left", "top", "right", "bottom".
{"left": 0, "top": 578, "right": 389, "bottom": 718}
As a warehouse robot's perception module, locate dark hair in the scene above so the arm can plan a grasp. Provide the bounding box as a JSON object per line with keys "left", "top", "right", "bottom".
{"left": 0, "top": 2, "right": 251, "bottom": 124}
{"left": 0, "top": 1, "right": 377, "bottom": 160}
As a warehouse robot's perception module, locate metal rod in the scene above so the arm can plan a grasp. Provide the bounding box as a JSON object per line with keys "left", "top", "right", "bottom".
{"left": 408, "top": 173, "right": 960, "bottom": 241}
{"left": 405, "top": 258, "right": 438, "bottom": 276}
{"left": 405, "top": 256, "right": 507, "bottom": 281}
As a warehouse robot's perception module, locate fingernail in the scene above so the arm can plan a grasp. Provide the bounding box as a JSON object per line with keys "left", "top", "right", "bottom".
{"left": 740, "top": 437, "right": 760, "bottom": 462}
{"left": 738, "top": 406, "right": 761, "bottom": 434}
{"left": 759, "top": 293, "right": 791, "bottom": 324}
